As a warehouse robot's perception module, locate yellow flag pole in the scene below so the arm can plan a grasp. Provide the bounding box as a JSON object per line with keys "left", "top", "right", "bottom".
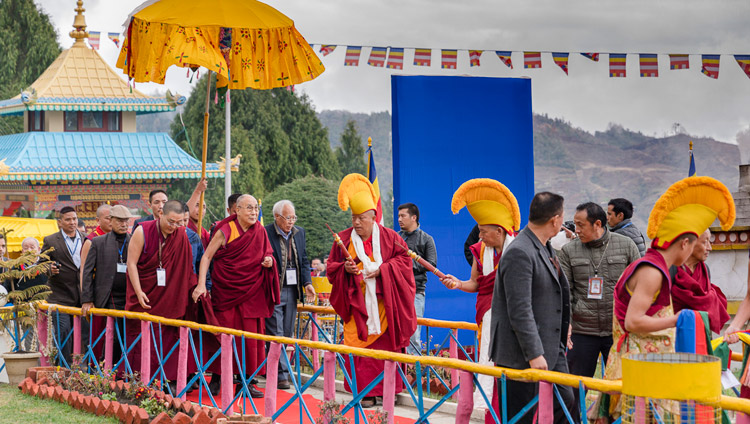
{"left": 198, "top": 72, "right": 211, "bottom": 236}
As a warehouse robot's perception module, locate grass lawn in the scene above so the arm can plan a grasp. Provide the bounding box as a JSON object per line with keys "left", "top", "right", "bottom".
{"left": 0, "top": 383, "right": 118, "bottom": 424}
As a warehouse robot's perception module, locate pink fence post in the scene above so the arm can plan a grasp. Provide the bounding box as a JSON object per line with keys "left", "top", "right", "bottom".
{"left": 634, "top": 397, "right": 647, "bottom": 424}
{"left": 140, "top": 321, "right": 151, "bottom": 383}
{"left": 538, "top": 381, "right": 554, "bottom": 424}
{"left": 323, "top": 350, "right": 336, "bottom": 401}
{"left": 221, "top": 334, "right": 234, "bottom": 415}
{"left": 738, "top": 412, "right": 750, "bottom": 424}
{"left": 73, "top": 315, "right": 81, "bottom": 355}
{"left": 104, "top": 317, "right": 114, "bottom": 370}
{"left": 382, "top": 361, "right": 396, "bottom": 424}
{"left": 37, "top": 309, "right": 49, "bottom": 366}
{"left": 455, "top": 370, "right": 474, "bottom": 424}
{"left": 449, "top": 328, "right": 459, "bottom": 399}
{"left": 265, "top": 342, "right": 281, "bottom": 421}
{"left": 177, "top": 327, "right": 189, "bottom": 401}
{"left": 311, "top": 312, "right": 319, "bottom": 372}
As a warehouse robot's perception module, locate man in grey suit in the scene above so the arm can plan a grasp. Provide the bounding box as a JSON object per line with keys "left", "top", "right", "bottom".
{"left": 489, "top": 192, "right": 575, "bottom": 423}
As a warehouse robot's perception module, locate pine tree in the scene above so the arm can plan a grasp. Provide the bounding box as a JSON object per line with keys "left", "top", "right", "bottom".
{"left": 335, "top": 120, "right": 366, "bottom": 175}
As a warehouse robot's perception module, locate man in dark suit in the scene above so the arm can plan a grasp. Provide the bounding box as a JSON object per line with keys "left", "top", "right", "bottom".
{"left": 43, "top": 206, "right": 85, "bottom": 366}
{"left": 489, "top": 192, "right": 575, "bottom": 424}
{"left": 80, "top": 205, "right": 136, "bottom": 364}
{"left": 264, "top": 199, "right": 315, "bottom": 389}
{"left": 132, "top": 189, "right": 168, "bottom": 230}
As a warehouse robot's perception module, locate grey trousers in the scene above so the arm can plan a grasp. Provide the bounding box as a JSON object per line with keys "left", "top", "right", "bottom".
{"left": 264, "top": 285, "right": 298, "bottom": 381}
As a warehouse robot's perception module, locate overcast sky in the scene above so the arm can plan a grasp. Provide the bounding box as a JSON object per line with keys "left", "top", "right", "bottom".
{"left": 35, "top": 0, "right": 750, "bottom": 143}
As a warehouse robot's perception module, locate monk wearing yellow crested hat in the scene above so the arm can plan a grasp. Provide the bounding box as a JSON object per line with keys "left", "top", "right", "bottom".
{"left": 327, "top": 174, "right": 417, "bottom": 408}
{"left": 590, "top": 176, "right": 735, "bottom": 423}
{"left": 441, "top": 178, "right": 521, "bottom": 417}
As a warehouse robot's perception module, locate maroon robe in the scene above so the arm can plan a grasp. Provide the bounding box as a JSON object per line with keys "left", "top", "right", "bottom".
{"left": 328, "top": 224, "right": 417, "bottom": 396}
{"left": 469, "top": 241, "right": 501, "bottom": 326}
{"left": 209, "top": 215, "right": 280, "bottom": 376}
{"left": 188, "top": 220, "right": 210, "bottom": 248}
{"left": 672, "top": 261, "right": 729, "bottom": 334}
{"left": 125, "top": 220, "right": 197, "bottom": 380}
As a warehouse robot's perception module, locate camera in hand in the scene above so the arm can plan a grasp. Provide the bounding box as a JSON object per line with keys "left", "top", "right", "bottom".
{"left": 562, "top": 221, "right": 575, "bottom": 233}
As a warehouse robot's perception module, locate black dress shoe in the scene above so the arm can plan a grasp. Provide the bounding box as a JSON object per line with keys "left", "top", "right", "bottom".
{"left": 277, "top": 379, "right": 291, "bottom": 390}
{"left": 235, "top": 383, "right": 264, "bottom": 398}
{"left": 361, "top": 396, "right": 376, "bottom": 408}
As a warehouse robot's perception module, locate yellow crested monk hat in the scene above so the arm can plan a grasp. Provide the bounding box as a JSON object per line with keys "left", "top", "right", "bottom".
{"left": 648, "top": 176, "right": 735, "bottom": 249}
{"left": 338, "top": 173, "right": 378, "bottom": 215}
{"left": 451, "top": 178, "right": 521, "bottom": 234}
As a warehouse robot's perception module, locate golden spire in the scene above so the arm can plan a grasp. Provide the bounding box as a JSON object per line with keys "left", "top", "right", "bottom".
{"left": 69, "top": 0, "right": 89, "bottom": 47}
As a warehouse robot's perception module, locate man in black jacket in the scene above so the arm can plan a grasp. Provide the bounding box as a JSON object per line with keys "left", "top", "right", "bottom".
{"left": 264, "top": 200, "right": 315, "bottom": 389}
{"left": 607, "top": 198, "right": 646, "bottom": 257}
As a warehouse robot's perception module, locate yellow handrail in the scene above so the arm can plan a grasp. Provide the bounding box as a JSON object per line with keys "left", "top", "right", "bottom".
{"left": 297, "top": 304, "right": 479, "bottom": 331}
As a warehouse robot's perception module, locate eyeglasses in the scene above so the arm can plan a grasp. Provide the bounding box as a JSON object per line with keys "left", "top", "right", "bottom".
{"left": 166, "top": 218, "right": 182, "bottom": 227}
{"left": 278, "top": 214, "right": 297, "bottom": 222}
{"left": 238, "top": 205, "right": 259, "bottom": 212}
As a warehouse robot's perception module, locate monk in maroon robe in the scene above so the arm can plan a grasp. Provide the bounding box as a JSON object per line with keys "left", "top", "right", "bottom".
{"left": 671, "top": 229, "right": 730, "bottom": 333}
{"left": 126, "top": 200, "right": 200, "bottom": 386}
{"left": 195, "top": 194, "right": 279, "bottom": 398}
{"left": 328, "top": 208, "right": 416, "bottom": 406}
{"left": 187, "top": 178, "right": 210, "bottom": 247}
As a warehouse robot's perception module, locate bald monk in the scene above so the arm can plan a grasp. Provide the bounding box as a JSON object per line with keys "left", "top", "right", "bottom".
{"left": 328, "top": 174, "right": 416, "bottom": 408}
{"left": 194, "top": 194, "right": 279, "bottom": 398}
{"left": 126, "top": 200, "right": 201, "bottom": 394}
{"left": 187, "top": 179, "right": 210, "bottom": 248}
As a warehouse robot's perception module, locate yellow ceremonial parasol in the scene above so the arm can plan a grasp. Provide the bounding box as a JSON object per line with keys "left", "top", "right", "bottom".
{"left": 116, "top": 0, "right": 325, "bottom": 232}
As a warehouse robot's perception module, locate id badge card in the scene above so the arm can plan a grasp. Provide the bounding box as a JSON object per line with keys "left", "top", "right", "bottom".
{"left": 588, "top": 276, "right": 603, "bottom": 299}
{"left": 117, "top": 262, "right": 127, "bottom": 273}
{"left": 156, "top": 268, "right": 166, "bottom": 286}
{"left": 285, "top": 268, "right": 298, "bottom": 286}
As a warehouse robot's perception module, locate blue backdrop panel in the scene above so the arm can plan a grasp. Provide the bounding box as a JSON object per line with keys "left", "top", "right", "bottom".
{"left": 391, "top": 75, "right": 534, "bottom": 349}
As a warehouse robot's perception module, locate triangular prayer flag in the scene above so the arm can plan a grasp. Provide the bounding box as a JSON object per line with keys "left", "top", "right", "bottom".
{"left": 735, "top": 55, "right": 750, "bottom": 79}
{"left": 580, "top": 53, "right": 599, "bottom": 62}
{"left": 689, "top": 143, "right": 697, "bottom": 177}
{"left": 524, "top": 51, "right": 541, "bottom": 69}
{"left": 609, "top": 53, "right": 626, "bottom": 77}
{"left": 88, "top": 31, "right": 100, "bottom": 50}
{"left": 367, "top": 140, "right": 384, "bottom": 224}
{"left": 386, "top": 48, "right": 404, "bottom": 69}
{"left": 441, "top": 49, "right": 457, "bottom": 69}
{"left": 701, "top": 54, "right": 720, "bottom": 79}
{"left": 469, "top": 50, "right": 483, "bottom": 67}
{"left": 413, "top": 48, "right": 432, "bottom": 67}
{"left": 639, "top": 53, "right": 658, "bottom": 77}
{"left": 367, "top": 47, "right": 387, "bottom": 67}
{"left": 344, "top": 46, "right": 361, "bottom": 67}
{"left": 552, "top": 52, "right": 569, "bottom": 75}
{"left": 319, "top": 45, "right": 337, "bottom": 57}
{"left": 107, "top": 32, "right": 120, "bottom": 48}
{"left": 669, "top": 54, "right": 689, "bottom": 70}
{"left": 495, "top": 51, "right": 513, "bottom": 69}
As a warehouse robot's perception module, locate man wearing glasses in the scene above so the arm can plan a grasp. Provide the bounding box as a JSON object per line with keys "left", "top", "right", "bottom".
{"left": 264, "top": 200, "right": 316, "bottom": 389}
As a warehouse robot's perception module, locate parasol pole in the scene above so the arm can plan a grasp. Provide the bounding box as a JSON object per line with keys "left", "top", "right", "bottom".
{"left": 198, "top": 71, "right": 211, "bottom": 236}
{"left": 225, "top": 89, "right": 231, "bottom": 216}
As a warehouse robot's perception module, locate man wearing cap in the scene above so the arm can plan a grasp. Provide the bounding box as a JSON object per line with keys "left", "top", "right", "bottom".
{"left": 441, "top": 178, "right": 520, "bottom": 415}
{"left": 81, "top": 205, "right": 137, "bottom": 363}
{"left": 590, "top": 176, "right": 735, "bottom": 422}
{"left": 327, "top": 174, "right": 416, "bottom": 408}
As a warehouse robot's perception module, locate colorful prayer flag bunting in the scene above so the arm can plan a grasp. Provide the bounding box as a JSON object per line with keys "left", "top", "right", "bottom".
{"left": 441, "top": 49, "right": 458, "bottom": 69}
{"left": 368, "top": 47, "right": 387, "bottom": 67}
{"left": 107, "top": 32, "right": 120, "bottom": 47}
{"left": 735, "top": 55, "right": 750, "bottom": 79}
{"left": 701, "top": 54, "right": 720, "bottom": 79}
{"left": 344, "top": 46, "right": 361, "bottom": 66}
{"left": 581, "top": 53, "right": 599, "bottom": 62}
{"left": 469, "top": 50, "right": 483, "bottom": 67}
{"left": 88, "top": 31, "right": 100, "bottom": 50}
{"left": 609, "top": 53, "right": 627, "bottom": 77}
{"left": 552, "top": 52, "right": 569, "bottom": 75}
{"left": 414, "top": 48, "right": 432, "bottom": 67}
{"left": 386, "top": 48, "right": 405, "bottom": 69}
{"left": 669, "top": 54, "right": 689, "bottom": 70}
{"left": 319, "top": 45, "right": 336, "bottom": 56}
{"left": 495, "top": 51, "right": 513, "bottom": 69}
{"left": 639, "top": 54, "right": 658, "bottom": 77}
{"left": 524, "top": 52, "right": 542, "bottom": 69}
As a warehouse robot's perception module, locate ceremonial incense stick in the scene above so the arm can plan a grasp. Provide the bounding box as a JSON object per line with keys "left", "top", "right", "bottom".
{"left": 394, "top": 240, "right": 446, "bottom": 279}
{"left": 325, "top": 223, "right": 362, "bottom": 275}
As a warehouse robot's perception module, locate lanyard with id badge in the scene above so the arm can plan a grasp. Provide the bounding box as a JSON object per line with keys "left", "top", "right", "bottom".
{"left": 587, "top": 239, "right": 610, "bottom": 300}
{"left": 285, "top": 239, "right": 297, "bottom": 286}
{"left": 116, "top": 241, "right": 127, "bottom": 273}
{"left": 156, "top": 240, "right": 166, "bottom": 286}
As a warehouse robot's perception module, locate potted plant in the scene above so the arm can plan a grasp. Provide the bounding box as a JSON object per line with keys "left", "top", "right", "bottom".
{"left": 0, "top": 247, "right": 53, "bottom": 385}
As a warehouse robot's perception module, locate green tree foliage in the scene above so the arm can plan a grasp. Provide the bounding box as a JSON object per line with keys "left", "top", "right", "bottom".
{"left": 262, "top": 176, "right": 351, "bottom": 260}
{"left": 168, "top": 77, "right": 341, "bottom": 224}
{"left": 335, "top": 120, "right": 367, "bottom": 176}
{"left": 0, "top": 0, "right": 61, "bottom": 135}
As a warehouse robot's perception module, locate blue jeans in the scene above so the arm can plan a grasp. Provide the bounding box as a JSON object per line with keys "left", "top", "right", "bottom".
{"left": 407, "top": 292, "right": 425, "bottom": 355}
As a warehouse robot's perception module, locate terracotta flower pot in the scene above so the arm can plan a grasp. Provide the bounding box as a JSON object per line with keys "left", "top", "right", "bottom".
{"left": 2, "top": 351, "right": 41, "bottom": 386}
